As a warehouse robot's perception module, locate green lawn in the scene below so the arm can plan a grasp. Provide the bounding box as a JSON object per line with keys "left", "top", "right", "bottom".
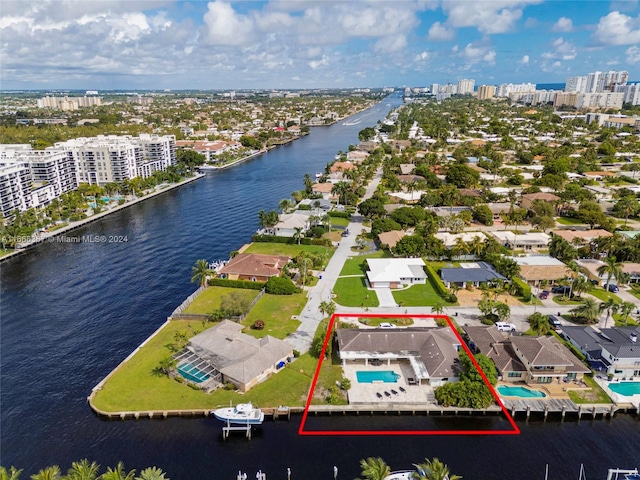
{"left": 567, "top": 375, "right": 611, "bottom": 404}
{"left": 183, "top": 287, "right": 260, "bottom": 315}
{"left": 628, "top": 287, "right": 640, "bottom": 301}
{"left": 333, "top": 277, "right": 379, "bottom": 307}
{"left": 588, "top": 288, "right": 622, "bottom": 303}
{"left": 244, "top": 242, "right": 335, "bottom": 259}
{"left": 424, "top": 260, "right": 461, "bottom": 271}
{"left": 92, "top": 319, "right": 318, "bottom": 412}
{"left": 241, "top": 292, "right": 306, "bottom": 339}
{"left": 612, "top": 313, "right": 640, "bottom": 327}
{"left": 552, "top": 295, "right": 582, "bottom": 306}
{"left": 329, "top": 217, "right": 350, "bottom": 227}
{"left": 392, "top": 282, "right": 457, "bottom": 307}
{"left": 357, "top": 317, "right": 415, "bottom": 326}
{"left": 556, "top": 217, "right": 586, "bottom": 226}
{"left": 339, "top": 250, "right": 390, "bottom": 276}
{"left": 0, "top": 249, "right": 15, "bottom": 258}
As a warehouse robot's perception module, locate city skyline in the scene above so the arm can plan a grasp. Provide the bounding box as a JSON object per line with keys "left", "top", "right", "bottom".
{"left": 1, "top": 1, "right": 640, "bottom": 90}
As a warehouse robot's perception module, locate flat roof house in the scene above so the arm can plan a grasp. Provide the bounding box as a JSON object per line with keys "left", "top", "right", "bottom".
{"left": 219, "top": 253, "right": 290, "bottom": 282}
{"left": 490, "top": 231, "right": 551, "bottom": 252}
{"left": 336, "top": 327, "right": 461, "bottom": 387}
{"left": 177, "top": 320, "right": 293, "bottom": 392}
{"left": 440, "top": 262, "right": 507, "bottom": 288}
{"left": 366, "top": 258, "right": 427, "bottom": 289}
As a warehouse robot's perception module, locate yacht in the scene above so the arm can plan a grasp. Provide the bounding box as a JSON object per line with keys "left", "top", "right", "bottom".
{"left": 212, "top": 403, "right": 264, "bottom": 425}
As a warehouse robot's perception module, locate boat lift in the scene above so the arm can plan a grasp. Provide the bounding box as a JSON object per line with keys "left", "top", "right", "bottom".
{"left": 222, "top": 417, "right": 253, "bottom": 440}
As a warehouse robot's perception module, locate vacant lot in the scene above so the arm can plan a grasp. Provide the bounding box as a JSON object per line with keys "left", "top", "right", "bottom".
{"left": 241, "top": 292, "right": 306, "bottom": 339}
{"left": 183, "top": 287, "right": 259, "bottom": 315}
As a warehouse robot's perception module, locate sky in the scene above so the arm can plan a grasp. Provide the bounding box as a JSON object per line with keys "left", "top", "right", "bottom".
{"left": 1, "top": 0, "right": 640, "bottom": 90}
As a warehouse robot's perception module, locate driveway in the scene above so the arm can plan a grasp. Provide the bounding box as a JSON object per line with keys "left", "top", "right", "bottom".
{"left": 375, "top": 288, "right": 398, "bottom": 307}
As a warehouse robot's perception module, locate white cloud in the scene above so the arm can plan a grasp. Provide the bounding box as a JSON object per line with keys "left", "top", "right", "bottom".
{"left": 593, "top": 11, "right": 640, "bottom": 45}
{"left": 374, "top": 34, "right": 408, "bottom": 53}
{"left": 309, "top": 55, "right": 329, "bottom": 70}
{"left": 458, "top": 42, "right": 496, "bottom": 64}
{"left": 427, "top": 21, "right": 455, "bottom": 41}
{"left": 414, "top": 51, "right": 430, "bottom": 61}
{"left": 627, "top": 45, "right": 640, "bottom": 64}
{"left": 519, "top": 55, "right": 530, "bottom": 64}
{"left": 202, "top": 1, "right": 254, "bottom": 46}
{"left": 441, "top": 0, "right": 542, "bottom": 35}
{"left": 552, "top": 16, "right": 573, "bottom": 32}
{"left": 542, "top": 37, "right": 577, "bottom": 60}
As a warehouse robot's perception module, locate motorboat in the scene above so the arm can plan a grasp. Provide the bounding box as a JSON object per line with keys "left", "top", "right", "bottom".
{"left": 212, "top": 403, "right": 264, "bottom": 425}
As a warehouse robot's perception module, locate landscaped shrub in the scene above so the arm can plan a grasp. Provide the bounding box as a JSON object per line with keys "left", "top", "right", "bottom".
{"left": 208, "top": 278, "right": 265, "bottom": 290}
{"left": 308, "top": 226, "right": 326, "bottom": 238}
{"left": 252, "top": 319, "right": 265, "bottom": 330}
{"left": 512, "top": 277, "right": 532, "bottom": 301}
{"left": 187, "top": 382, "right": 201, "bottom": 391}
{"left": 174, "top": 376, "right": 184, "bottom": 383}
{"left": 328, "top": 211, "right": 351, "bottom": 219}
{"left": 292, "top": 349, "right": 301, "bottom": 358}
{"left": 425, "top": 264, "right": 457, "bottom": 303}
{"left": 265, "top": 276, "right": 300, "bottom": 295}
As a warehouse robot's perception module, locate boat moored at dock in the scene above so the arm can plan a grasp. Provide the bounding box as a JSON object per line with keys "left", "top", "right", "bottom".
{"left": 212, "top": 403, "right": 264, "bottom": 425}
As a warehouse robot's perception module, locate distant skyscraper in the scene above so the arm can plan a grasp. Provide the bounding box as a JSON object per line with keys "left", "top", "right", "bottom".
{"left": 565, "top": 76, "right": 587, "bottom": 93}
{"left": 477, "top": 85, "right": 495, "bottom": 100}
{"left": 457, "top": 79, "right": 475, "bottom": 95}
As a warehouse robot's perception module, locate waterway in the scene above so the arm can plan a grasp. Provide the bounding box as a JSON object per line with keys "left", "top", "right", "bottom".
{"left": 1, "top": 95, "right": 638, "bottom": 479}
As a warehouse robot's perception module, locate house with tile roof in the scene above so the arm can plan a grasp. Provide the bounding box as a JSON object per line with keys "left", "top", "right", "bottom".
{"left": 181, "top": 320, "right": 293, "bottom": 392}
{"left": 520, "top": 192, "right": 561, "bottom": 210}
{"left": 218, "top": 253, "right": 290, "bottom": 282}
{"left": 508, "top": 255, "right": 569, "bottom": 285}
{"left": 336, "top": 327, "right": 461, "bottom": 387}
{"left": 273, "top": 212, "right": 311, "bottom": 237}
{"left": 463, "top": 325, "right": 589, "bottom": 385}
{"left": 551, "top": 229, "right": 613, "bottom": 245}
{"left": 377, "top": 230, "right": 406, "bottom": 250}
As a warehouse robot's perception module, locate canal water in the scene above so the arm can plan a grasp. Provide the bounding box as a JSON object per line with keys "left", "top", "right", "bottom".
{"left": 1, "top": 95, "right": 638, "bottom": 479}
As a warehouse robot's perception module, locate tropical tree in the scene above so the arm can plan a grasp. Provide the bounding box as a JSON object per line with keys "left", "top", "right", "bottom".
{"left": 29, "top": 466, "right": 61, "bottom": 480}
{"left": 278, "top": 198, "right": 293, "bottom": 213}
{"left": 565, "top": 260, "right": 580, "bottom": 299}
{"left": 65, "top": 459, "right": 100, "bottom": 480}
{"left": 134, "top": 467, "right": 169, "bottom": 480}
{"left": 618, "top": 301, "right": 636, "bottom": 325}
{"left": 99, "top": 463, "right": 135, "bottom": 480}
{"left": 412, "top": 458, "right": 462, "bottom": 480}
{"left": 331, "top": 181, "right": 351, "bottom": 206}
{"left": 190, "top": 259, "right": 212, "bottom": 288}
{"left": 597, "top": 256, "right": 624, "bottom": 288}
{"left": 431, "top": 303, "right": 445, "bottom": 315}
{"left": 293, "top": 227, "right": 303, "bottom": 245}
{"left": 357, "top": 457, "right": 391, "bottom": 480}
{"left": 1, "top": 467, "right": 23, "bottom": 480}
{"left": 528, "top": 312, "right": 551, "bottom": 335}
{"left": 571, "top": 298, "right": 601, "bottom": 324}
{"left": 318, "top": 300, "right": 336, "bottom": 318}
{"left": 572, "top": 276, "right": 592, "bottom": 298}
{"left": 468, "top": 236, "right": 484, "bottom": 258}
{"left": 303, "top": 173, "right": 313, "bottom": 195}
{"left": 600, "top": 298, "right": 620, "bottom": 329}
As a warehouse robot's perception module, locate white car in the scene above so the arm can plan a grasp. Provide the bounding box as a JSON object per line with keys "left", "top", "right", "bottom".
{"left": 495, "top": 322, "right": 516, "bottom": 332}
{"left": 379, "top": 322, "right": 397, "bottom": 328}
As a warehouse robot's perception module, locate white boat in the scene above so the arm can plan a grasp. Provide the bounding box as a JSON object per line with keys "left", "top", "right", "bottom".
{"left": 212, "top": 403, "right": 264, "bottom": 425}
{"left": 315, "top": 172, "right": 322, "bottom": 180}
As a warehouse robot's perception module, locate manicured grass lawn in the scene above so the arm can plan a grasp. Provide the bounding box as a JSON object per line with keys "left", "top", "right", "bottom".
{"left": 329, "top": 217, "right": 350, "bottom": 227}
{"left": 333, "top": 277, "right": 379, "bottom": 307}
{"left": 424, "top": 260, "right": 461, "bottom": 271}
{"left": 244, "top": 242, "right": 335, "bottom": 259}
{"left": 556, "top": 217, "right": 585, "bottom": 226}
{"left": 567, "top": 375, "right": 611, "bottom": 404}
{"left": 392, "top": 282, "right": 457, "bottom": 307}
{"left": 552, "top": 295, "right": 582, "bottom": 306}
{"left": 628, "top": 287, "right": 640, "bottom": 301}
{"left": 183, "top": 287, "right": 259, "bottom": 315}
{"left": 588, "top": 288, "right": 622, "bottom": 303}
{"left": 358, "top": 317, "right": 414, "bottom": 326}
{"left": 92, "top": 319, "right": 318, "bottom": 412}
{"left": 241, "top": 292, "right": 306, "bottom": 339}
{"left": 613, "top": 314, "right": 639, "bottom": 327}
{"left": 339, "top": 250, "right": 390, "bottom": 276}
{"left": 0, "top": 249, "right": 15, "bottom": 258}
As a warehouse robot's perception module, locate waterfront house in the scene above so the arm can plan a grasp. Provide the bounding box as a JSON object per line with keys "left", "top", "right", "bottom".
{"left": 561, "top": 326, "right": 640, "bottom": 379}
{"left": 464, "top": 325, "right": 590, "bottom": 384}
{"left": 365, "top": 258, "right": 427, "bottom": 289}
{"left": 179, "top": 320, "right": 293, "bottom": 392}
{"left": 218, "top": 253, "right": 290, "bottom": 282}
{"left": 273, "top": 212, "right": 311, "bottom": 237}
{"left": 440, "top": 262, "right": 507, "bottom": 288}
{"left": 336, "top": 327, "right": 461, "bottom": 387}
{"left": 312, "top": 182, "right": 334, "bottom": 200}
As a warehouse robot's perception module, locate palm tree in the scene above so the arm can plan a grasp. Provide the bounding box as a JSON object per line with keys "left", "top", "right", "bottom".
{"left": 358, "top": 457, "right": 390, "bottom": 480}
{"left": 278, "top": 198, "right": 292, "bottom": 214}
{"left": 600, "top": 298, "right": 620, "bottom": 328}
{"left": 572, "top": 276, "right": 592, "bottom": 298}
{"left": 65, "top": 459, "right": 100, "bottom": 480}
{"left": 468, "top": 236, "right": 484, "bottom": 258}
{"left": 30, "top": 466, "right": 61, "bottom": 480}
{"left": 331, "top": 181, "right": 351, "bottom": 207}
{"left": 134, "top": 467, "right": 169, "bottom": 480}
{"left": 1, "top": 467, "right": 23, "bottom": 480}
{"left": 451, "top": 238, "right": 470, "bottom": 260}
{"left": 597, "top": 256, "right": 624, "bottom": 289}
{"left": 99, "top": 463, "right": 135, "bottom": 480}
{"left": 571, "top": 298, "right": 601, "bottom": 324}
{"left": 619, "top": 301, "right": 636, "bottom": 325}
{"left": 293, "top": 227, "right": 303, "bottom": 245}
{"left": 412, "top": 458, "right": 462, "bottom": 480}
{"left": 528, "top": 312, "right": 551, "bottom": 335}
{"left": 431, "top": 303, "right": 445, "bottom": 315}
{"left": 565, "top": 260, "right": 580, "bottom": 299}
{"left": 318, "top": 300, "right": 336, "bottom": 318}
{"left": 190, "top": 259, "right": 212, "bottom": 288}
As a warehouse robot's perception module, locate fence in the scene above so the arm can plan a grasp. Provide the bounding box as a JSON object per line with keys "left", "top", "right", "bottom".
{"left": 170, "top": 288, "right": 266, "bottom": 322}
{"left": 171, "top": 286, "right": 205, "bottom": 316}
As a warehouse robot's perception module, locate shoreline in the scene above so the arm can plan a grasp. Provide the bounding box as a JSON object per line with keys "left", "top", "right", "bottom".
{"left": 0, "top": 173, "right": 205, "bottom": 264}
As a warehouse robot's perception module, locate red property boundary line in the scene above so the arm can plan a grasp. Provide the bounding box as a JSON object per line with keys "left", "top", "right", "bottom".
{"left": 298, "top": 313, "right": 521, "bottom": 436}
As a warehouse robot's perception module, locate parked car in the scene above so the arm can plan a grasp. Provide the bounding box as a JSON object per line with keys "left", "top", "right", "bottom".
{"left": 379, "top": 322, "right": 397, "bottom": 329}
{"left": 551, "top": 286, "right": 571, "bottom": 295}
{"left": 605, "top": 284, "right": 619, "bottom": 293}
{"left": 496, "top": 322, "right": 516, "bottom": 332}
{"left": 341, "top": 229, "right": 349, "bottom": 237}
{"left": 548, "top": 315, "right": 562, "bottom": 327}
{"left": 539, "top": 290, "right": 550, "bottom": 299}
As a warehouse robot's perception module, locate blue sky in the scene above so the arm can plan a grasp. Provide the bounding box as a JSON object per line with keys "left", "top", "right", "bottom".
{"left": 1, "top": 0, "right": 639, "bottom": 90}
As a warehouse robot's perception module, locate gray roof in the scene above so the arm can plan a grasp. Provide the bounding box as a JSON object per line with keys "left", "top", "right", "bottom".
{"left": 440, "top": 262, "right": 506, "bottom": 284}
{"left": 188, "top": 320, "right": 292, "bottom": 384}
{"left": 336, "top": 327, "right": 461, "bottom": 379}
{"left": 463, "top": 325, "right": 506, "bottom": 353}
{"left": 563, "top": 325, "right": 640, "bottom": 360}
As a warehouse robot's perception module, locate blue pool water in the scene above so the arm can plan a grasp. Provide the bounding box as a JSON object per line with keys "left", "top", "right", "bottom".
{"left": 356, "top": 371, "right": 400, "bottom": 383}
{"left": 497, "top": 385, "right": 547, "bottom": 398}
{"left": 609, "top": 381, "right": 640, "bottom": 396}
{"left": 177, "top": 363, "right": 210, "bottom": 383}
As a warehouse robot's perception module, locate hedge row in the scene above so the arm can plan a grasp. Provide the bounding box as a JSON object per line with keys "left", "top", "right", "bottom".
{"left": 328, "top": 211, "right": 351, "bottom": 219}
{"left": 208, "top": 278, "right": 266, "bottom": 290}
{"left": 512, "top": 277, "right": 532, "bottom": 302}
{"left": 425, "top": 264, "right": 457, "bottom": 303}
{"left": 251, "top": 234, "right": 332, "bottom": 246}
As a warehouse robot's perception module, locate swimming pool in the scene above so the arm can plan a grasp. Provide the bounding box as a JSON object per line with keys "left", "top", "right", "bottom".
{"left": 356, "top": 371, "right": 400, "bottom": 383}
{"left": 178, "top": 363, "right": 210, "bottom": 383}
{"left": 497, "top": 385, "right": 547, "bottom": 398}
{"left": 608, "top": 381, "right": 640, "bottom": 396}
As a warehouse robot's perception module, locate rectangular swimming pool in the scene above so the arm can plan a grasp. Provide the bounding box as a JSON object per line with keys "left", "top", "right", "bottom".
{"left": 356, "top": 371, "right": 400, "bottom": 383}
{"left": 177, "top": 363, "right": 210, "bottom": 383}
{"left": 497, "top": 385, "right": 547, "bottom": 398}
{"left": 608, "top": 381, "right": 640, "bottom": 396}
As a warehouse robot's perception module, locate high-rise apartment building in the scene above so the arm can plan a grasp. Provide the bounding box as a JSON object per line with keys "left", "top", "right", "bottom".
{"left": 496, "top": 83, "right": 536, "bottom": 97}
{"left": 567, "top": 70, "right": 628, "bottom": 93}
{"left": 614, "top": 83, "right": 640, "bottom": 105}
{"left": 37, "top": 96, "right": 102, "bottom": 110}
{"left": 477, "top": 85, "right": 495, "bottom": 100}
{"left": 456, "top": 79, "right": 475, "bottom": 95}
